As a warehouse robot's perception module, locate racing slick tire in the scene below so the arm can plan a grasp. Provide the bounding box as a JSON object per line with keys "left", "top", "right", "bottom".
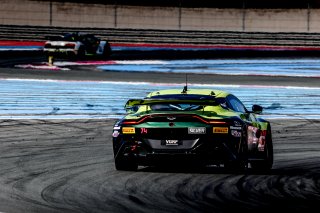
{"left": 76, "top": 46, "right": 86, "bottom": 60}
{"left": 115, "top": 157, "right": 138, "bottom": 171}
{"left": 224, "top": 126, "right": 248, "bottom": 172}
{"left": 113, "top": 139, "right": 138, "bottom": 171}
{"left": 250, "top": 125, "right": 273, "bottom": 171}
{"left": 102, "top": 42, "right": 111, "bottom": 58}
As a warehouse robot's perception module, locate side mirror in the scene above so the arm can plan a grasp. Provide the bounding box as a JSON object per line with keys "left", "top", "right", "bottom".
{"left": 252, "top": 104, "right": 263, "bottom": 114}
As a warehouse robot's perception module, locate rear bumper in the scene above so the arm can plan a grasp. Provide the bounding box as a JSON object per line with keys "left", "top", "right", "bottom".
{"left": 43, "top": 48, "right": 77, "bottom": 56}
{"left": 136, "top": 152, "right": 225, "bottom": 166}
{"left": 117, "top": 137, "right": 241, "bottom": 166}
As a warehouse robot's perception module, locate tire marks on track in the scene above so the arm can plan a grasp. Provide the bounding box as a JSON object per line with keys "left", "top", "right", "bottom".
{"left": 0, "top": 119, "right": 320, "bottom": 212}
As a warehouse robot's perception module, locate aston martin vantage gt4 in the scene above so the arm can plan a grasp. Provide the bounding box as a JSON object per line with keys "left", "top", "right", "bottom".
{"left": 112, "top": 87, "right": 273, "bottom": 171}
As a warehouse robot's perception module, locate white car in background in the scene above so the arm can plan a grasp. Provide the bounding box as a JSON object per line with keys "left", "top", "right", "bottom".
{"left": 43, "top": 32, "right": 111, "bottom": 59}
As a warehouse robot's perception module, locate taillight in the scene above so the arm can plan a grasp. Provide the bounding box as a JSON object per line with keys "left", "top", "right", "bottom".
{"left": 122, "top": 116, "right": 150, "bottom": 125}
{"left": 65, "top": 43, "right": 75, "bottom": 48}
{"left": 258, "top": 130, "right": 267, "bottom": 151}
{"left": 123, "top": 115, "right": 227, "bottom": 125}
{"left": 260, "top": 130, "right": 267, "bottom": 137}
{"left": 192, "top": 115, "right": 227, "bottom": 125}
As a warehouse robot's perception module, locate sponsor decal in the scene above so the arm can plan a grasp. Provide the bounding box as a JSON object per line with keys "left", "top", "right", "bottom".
{"left": 213, "top": 127, "right": 228, "bottom": 134}
{"left": 234, "top": 121, "right": 241, "bottom": 126}
{"left": 112, "top": 131, "right": 119, "bottom": 137}
{"left": 231, "top": 130, "right": 241, "bottom": 137}
{"left": 122, "top": 127, "right": 135, "bottom": 134}
{"left": 188, "top": 127, "right": 206, "bottom": 134}
{"left": 113, "top": 126, "right": 121, "bottom": 130}
{"left": 247, "top": 126, "right": 259, "bottom": 144}
{"left": 165, "top": 140, "right": 179, "bottom": 146}
{"left": 230, "top": 126, "right": 242, "bottom": 130}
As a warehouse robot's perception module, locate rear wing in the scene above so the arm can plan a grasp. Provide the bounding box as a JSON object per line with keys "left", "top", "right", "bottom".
{"left": 45, "top": 35, "right": 65, "bottom": 41}
{"left": 125, "top": 98, "right": 218, "bottom": 109}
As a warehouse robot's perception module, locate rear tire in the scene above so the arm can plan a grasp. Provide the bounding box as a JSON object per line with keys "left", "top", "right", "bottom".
{"left": 224, "top": 160, "right": 247, "bottom": 172}
{"left": 224, "top": 126, "right": 248, "bottom": 172}
{"left": 102, "top": 42, "right": 111, "bottom": 58}
{"left": 115, "top": 157, "right": 138, "bottom": 171}
{"left": 77, "top": 46, "right": 86, "bottom": 60}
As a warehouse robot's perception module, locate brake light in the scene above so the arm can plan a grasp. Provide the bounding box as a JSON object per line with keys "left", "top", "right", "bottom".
{"left": 65, "top": 43, "right": 75, "bottom": 48}
{"left": 122, "top": 116, "right": 150, "bottom": 125}
{"left": 122, "top": 115, "right": 227, "bottom": 125}
{"left": 260, "top": 130, "right": 267, "bottom": 137}
{"left": 122, "top": 121, "right": 139, "bottom": 125}
{"left": 258, "top": 130, "right": 267, "bottom": 151}
{"left": 192, "top": 115, "right": 227, "bottom": 124}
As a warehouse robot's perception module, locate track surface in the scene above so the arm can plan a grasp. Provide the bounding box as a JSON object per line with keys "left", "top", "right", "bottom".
{"left": 0, "top": 55, "right": 320, "bottom": 212}
{"left": 0, "top": 119, "right": 320, "bottom": 213}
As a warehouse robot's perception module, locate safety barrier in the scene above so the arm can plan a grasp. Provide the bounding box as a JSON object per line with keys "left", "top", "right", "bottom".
{"left": 1, "top": 25, "right": 320, "bottom": 47}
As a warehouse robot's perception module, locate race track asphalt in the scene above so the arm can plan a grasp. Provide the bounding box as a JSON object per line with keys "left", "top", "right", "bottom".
{"left": 0, "top": 119, "right": 320, "bottom": 213}
{"left": 0, "top": 54, "right": 320, "bottom": 212}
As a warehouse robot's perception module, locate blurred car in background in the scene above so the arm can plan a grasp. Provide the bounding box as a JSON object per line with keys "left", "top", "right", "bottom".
{"left": 43, "top": 32, "right": 111, "bottom": 59}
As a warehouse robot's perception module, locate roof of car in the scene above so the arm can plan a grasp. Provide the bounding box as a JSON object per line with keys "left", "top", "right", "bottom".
{"left": 146, "top": 88, "right": 230, "bottom": 98}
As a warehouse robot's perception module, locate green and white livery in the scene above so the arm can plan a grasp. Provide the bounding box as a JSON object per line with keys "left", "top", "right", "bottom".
{"left": 112, "top": 87, "right": 273, "bottom": 171}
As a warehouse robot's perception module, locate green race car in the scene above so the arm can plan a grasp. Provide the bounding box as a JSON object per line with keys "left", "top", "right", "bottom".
{"left": 112, "top": 87, "right": 273, "bottom": 171}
